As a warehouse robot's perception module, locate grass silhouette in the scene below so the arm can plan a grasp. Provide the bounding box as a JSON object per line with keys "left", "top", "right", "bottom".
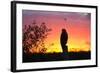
{"left": 23, "top": 51, "right": 91, "bottom": 63}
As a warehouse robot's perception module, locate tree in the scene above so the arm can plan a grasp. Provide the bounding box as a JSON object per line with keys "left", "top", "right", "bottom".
{"left": 23, "top": 21, "right": 52, "bottom": 54}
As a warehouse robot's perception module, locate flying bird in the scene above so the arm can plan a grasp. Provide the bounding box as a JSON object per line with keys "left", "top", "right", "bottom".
{"left": 64, "top": 18, "right": 67, "bottom": 21}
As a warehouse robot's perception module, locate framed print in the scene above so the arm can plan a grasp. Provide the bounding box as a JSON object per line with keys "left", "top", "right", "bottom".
{"left": 11, "top": 1, "right": 98, "bottom": 72}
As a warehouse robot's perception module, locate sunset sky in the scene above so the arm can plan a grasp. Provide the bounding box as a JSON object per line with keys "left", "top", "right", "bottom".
{"left": 22, "top": 10, "right": 91, "bottom": 53}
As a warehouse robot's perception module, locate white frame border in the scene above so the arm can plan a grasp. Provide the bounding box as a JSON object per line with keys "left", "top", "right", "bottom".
{"left": 16, "top": 3, "right": 97, "bottom": 70}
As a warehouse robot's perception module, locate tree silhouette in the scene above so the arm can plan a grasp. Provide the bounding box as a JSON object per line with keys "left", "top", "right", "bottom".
{"left": 23, "top": 21, "right": 52, "bottom": 54}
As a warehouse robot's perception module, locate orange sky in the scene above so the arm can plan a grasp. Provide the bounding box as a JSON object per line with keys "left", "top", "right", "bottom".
{"left": 23, "top": 10, "right": 91, "bottom": 53}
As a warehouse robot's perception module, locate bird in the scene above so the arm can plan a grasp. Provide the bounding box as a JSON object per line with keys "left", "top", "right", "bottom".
{"left": 64, "top": 18, "right": 67, "bottom": 21}
{"left": 60, "top": 29, "right": 68, "bottom": 53}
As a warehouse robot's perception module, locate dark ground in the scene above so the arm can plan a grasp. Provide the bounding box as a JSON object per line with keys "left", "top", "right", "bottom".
{"left": 23, "top": 51, "right": 91, "bottom": 63}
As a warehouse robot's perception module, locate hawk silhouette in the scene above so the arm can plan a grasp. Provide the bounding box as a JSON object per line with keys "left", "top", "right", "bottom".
{"left": 60, "top": 29, "right": 68, "bottom": 53}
